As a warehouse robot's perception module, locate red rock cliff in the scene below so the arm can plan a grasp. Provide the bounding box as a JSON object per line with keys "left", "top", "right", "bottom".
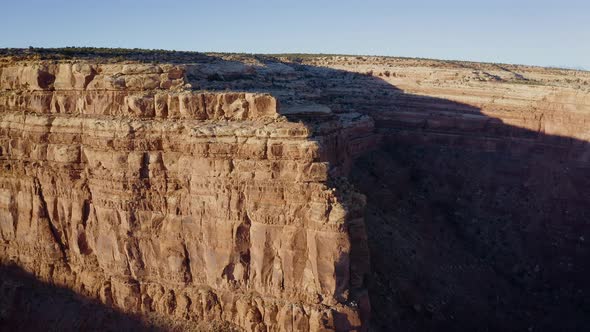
{"left": 0, "top": 60, "right": 373, "bottom": 331}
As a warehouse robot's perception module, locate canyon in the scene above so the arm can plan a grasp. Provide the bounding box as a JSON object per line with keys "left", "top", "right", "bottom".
{"left": 0, "top": 49, "right": 589, "bottom": 331}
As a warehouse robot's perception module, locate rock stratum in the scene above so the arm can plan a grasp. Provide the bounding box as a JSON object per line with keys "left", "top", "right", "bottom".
{"left": 0, "top": 49, "right": 589, "bottom": 331}
{"left": 0, "top": 54, "right": 373, "bottom": 332}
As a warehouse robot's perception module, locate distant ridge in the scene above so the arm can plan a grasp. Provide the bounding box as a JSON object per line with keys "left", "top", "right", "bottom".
{"left": 548, "top": 65, "right": 587, "bottom": 71}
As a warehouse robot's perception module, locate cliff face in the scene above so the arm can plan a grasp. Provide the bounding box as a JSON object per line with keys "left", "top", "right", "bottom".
{"left": 0, "top": 50, "right": 589, "bottom": 331}
{"left": 0, "top": 60, "right": 373, "bottom": 331}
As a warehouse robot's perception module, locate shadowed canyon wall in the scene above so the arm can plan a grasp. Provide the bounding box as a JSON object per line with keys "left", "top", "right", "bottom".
{"left": 0, "top": 50, "right": 589, "bottom": 331}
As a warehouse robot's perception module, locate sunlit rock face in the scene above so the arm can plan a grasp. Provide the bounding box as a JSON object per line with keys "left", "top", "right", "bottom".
{"left": 0, "top": 59, "right": 373, "bottom": 331}
{"left": 0, "top": 50, "right": 589, "bottom": 331}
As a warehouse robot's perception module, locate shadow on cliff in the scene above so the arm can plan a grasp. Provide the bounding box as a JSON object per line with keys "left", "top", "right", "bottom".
{"left": 0, "top": 263, "right": 236, "bottom": 332}
{"left": 182, "top": 53, "right": 590, "bottom": 332}
{"left": 4, "top": 49, "right": 590, "bottom": 332}
{"left": 0, "top": 263, "right": 154, "bottom": 331}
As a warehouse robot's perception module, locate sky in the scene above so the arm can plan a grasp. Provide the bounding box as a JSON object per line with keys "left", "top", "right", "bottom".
{"left": 1, "top": 0, "right": 589, "bottom": 69}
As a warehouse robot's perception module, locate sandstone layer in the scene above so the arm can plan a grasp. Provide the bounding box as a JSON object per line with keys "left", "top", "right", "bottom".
{"left": 0, "top": 49, "right": 589, "bottom": 331}
{"left": 0, "top": 57, "right": 373, "bottom": 331}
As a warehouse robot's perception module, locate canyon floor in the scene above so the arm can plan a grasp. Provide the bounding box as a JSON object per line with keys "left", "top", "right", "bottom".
{"left": 0, "top": 48, "right": 589, "bottom": 331}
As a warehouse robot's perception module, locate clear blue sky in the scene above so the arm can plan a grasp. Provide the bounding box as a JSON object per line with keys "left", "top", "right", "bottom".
{"left": 1, "top": 0, "right": 588, "bottom": 69}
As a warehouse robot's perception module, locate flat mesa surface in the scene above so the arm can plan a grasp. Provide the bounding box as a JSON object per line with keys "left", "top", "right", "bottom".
{"left": 0, "top": 48, "right": 589, "bottom": 332}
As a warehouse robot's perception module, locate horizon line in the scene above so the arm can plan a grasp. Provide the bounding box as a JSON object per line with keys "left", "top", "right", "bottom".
{"left": 1, "top": 46, "right": 587, "bottom": 73}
